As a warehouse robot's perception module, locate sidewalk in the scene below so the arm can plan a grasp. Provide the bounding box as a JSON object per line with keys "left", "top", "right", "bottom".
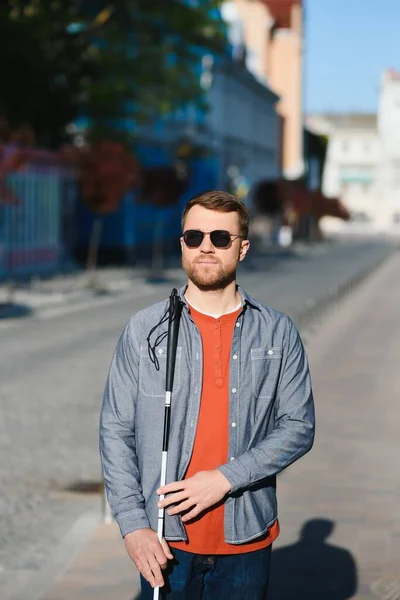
{"left": 0, "top": 242, "right": 301, "bottom": 318}
{"left": 41, "top": 523, "right": 141, "bottom": 600}
{"left": 268, "top": 252, "right": 400, "bottom": 599}
{"left": 0, "top": 264, "right": 183, "bottom": 318}
{"left": 0, "top": 239, "right": 394, "bottom": 323}
{"left": 39, "top": 252, "right": 400, "bottom": 599}
{"left": 0, "top": 245, "right": 303, "bottom": 319}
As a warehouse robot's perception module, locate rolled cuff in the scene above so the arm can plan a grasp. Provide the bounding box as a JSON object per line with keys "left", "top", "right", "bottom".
{"left": 217, "top": 461, "right": 248, "bottom": 494}
{"left": 116, "top": 507, "right": 151, "bottom": 538}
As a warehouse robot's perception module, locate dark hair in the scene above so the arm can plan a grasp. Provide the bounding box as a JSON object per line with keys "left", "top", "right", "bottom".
{"left": 182, "top": 190, "right": 249, "bottom": 239}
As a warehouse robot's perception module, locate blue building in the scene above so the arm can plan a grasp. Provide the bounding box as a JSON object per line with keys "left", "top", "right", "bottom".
{"left": 76, "top": 30, "right": 281, "bottom": 264}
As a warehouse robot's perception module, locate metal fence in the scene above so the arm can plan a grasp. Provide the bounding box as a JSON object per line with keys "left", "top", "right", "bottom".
{"left": 0, "top": 170, "right": 64, "bottom": 280}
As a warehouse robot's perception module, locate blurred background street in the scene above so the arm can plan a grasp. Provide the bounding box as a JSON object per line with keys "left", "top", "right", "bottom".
{"left": 1, "top": 0, "right": 400, "bottom": 599}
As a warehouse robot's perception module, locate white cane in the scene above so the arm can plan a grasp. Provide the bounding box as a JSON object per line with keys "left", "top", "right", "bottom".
{"left": 154, "top": 289, "right": 182, "bottom": 600}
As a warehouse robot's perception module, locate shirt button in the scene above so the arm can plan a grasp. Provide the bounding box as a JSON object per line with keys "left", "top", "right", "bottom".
{"left": 232, "top": 388, "right": 237, "bottom": 393}
{"left": 158, "top": 349, "right": 163, "bottom": 354}
{"left": 230, "top": 456, "right": 235, "bottom": 461}
{"left": 236, "top": 322, "right": 240, "bottom": 328}
{"left": 233, "top": 354, "right": 238, "bottom": 360}
{"left": 194, "top": 387, "right": 198, "bottom": 393}
{"left": 216, "top": 344, "right": 220, "bottom": 349}
{"left": 231, "top": 422, "right": 237, "bottom": 428}
{"left": 268, "top": 350, "right": 274, "bottom": 355}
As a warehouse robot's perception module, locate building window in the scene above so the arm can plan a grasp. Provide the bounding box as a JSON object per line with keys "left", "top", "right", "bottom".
{"left": 340, "top": 165, "right": 373, "bottom": 186}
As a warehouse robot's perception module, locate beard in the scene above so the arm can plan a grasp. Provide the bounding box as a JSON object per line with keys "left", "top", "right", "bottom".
{"left": 182, "top": 255, "right": 237, "bottom": 291}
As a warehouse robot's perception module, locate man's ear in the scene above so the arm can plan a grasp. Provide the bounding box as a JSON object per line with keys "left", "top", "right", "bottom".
{"left": 239, "top": 240, "right": 250, "bottom": 261}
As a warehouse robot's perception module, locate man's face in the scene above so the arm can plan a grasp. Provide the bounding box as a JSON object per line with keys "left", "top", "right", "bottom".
{"left": 181, "top": 205, "right": 250, "bottom": 291}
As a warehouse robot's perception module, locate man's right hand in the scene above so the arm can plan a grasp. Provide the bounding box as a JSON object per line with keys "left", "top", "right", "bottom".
{"left": 124, "top": 528, "right": 173, "bottom": 588}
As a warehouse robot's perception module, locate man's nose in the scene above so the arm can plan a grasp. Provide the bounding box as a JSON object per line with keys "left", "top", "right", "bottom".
{"left": 199, "top": 233, "right": 215, "bottom": 252}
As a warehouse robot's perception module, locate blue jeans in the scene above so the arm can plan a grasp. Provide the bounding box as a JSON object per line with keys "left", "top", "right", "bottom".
{"left": 140, "top": 545, "right": 272, "bottom": 600}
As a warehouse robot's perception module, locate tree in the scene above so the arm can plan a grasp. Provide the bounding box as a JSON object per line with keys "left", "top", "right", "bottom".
{"left": 0, "top": 1, "right": 227, "bottom": 279}
{"left": 0, "top": 0, "right": 227, "bottom": 147}
{"left": 61, "top": 141, "right": 141, "bottom": 283}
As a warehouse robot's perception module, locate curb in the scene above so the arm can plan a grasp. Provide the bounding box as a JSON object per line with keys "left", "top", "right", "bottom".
{"left": 10, "top": 509, "right": 101, "bottom": 600}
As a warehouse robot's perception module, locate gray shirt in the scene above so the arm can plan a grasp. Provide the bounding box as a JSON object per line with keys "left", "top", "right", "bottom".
{"left": 99, "top": 285, "right": 315, "bottom": 544}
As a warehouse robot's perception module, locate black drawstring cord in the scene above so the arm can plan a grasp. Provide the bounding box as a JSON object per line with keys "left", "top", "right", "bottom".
{"left": 147, "top": 307, "right": 169, "bottom": 371}
{"left": 146, "top": 300, "right": 183, "bottom": 371}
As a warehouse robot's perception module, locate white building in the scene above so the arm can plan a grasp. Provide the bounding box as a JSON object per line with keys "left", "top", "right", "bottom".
{"left": 378, "top": 69, "right": 400, "bottom": 228}
{"left": 307, "top": 69, "right": 400, "bottom": 234}
{"left": 307, "top": 113, "right": 381, "bottom": 230}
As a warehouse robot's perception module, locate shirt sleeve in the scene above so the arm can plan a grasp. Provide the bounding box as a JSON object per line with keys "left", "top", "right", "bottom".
{"left": 99, "top": 316, "right": 150, "bottom": 537}
{"left": 218, "top": 318, "right": 315, "bottom": 493}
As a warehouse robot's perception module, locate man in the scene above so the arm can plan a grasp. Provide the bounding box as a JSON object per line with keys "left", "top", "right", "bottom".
{"left": 100, "top": 190, "right": 315, "bottom": 599}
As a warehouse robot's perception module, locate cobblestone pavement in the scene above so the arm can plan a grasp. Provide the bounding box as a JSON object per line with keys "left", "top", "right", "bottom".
{"left": 0, "top": 239, "right": 398, "bottom": 599}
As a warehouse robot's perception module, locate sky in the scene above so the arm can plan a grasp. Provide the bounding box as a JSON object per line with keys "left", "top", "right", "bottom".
{"left": 304, "top": 0, "right": 400, "bottom": 114}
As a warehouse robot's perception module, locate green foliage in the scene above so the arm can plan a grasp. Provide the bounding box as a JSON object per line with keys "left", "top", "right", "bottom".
{"left": 0, "top": 0, "right": 226, "bottom": 147}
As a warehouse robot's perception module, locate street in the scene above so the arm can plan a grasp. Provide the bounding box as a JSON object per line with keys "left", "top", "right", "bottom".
{"left": 0, "top": 238, "right": 397, "bottom": 599}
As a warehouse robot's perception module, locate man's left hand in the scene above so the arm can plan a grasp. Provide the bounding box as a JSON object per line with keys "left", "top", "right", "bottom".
{"left": 157, "top": 470, "right": 232, "bottom": 522}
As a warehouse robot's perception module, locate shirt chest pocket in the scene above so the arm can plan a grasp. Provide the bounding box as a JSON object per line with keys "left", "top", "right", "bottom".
{"left": 139, "top": 346, "right": 182, "bottom": 397}
{"left": 251, "top": 347, "right": 283, "bottom": 399}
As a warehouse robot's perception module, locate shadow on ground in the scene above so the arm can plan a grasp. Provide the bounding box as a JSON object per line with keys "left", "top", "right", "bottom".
{"left": 268, "top": 519, "right": 358, "bottom": 600}
{"left": 0, "top": 302, "right": 33, "bottom": 319}
{"left": 132, "top": 519, "right": 357, "bottom": 600}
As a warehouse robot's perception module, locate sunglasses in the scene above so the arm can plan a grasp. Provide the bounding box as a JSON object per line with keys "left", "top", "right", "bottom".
{"left": 182, "top": 229, "right": 243, "bottom": 249}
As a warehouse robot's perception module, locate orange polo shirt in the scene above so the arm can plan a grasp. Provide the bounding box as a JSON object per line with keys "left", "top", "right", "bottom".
{"left": 170, "top": 304, "right": 279, "bottom": 554}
